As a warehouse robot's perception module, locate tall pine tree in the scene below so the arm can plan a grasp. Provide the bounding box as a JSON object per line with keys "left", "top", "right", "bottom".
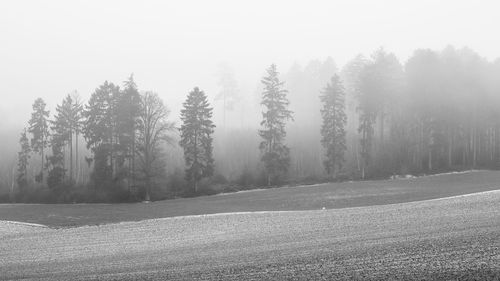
{"left": 83, "top": 81, "right": 120, "bottom": 190}
{"left": 117, "top": 74, "right": 141, "bottom": 190}
{"left": 320, "top": 74, "right": 347, "bottom": 177}
{"left": 52, "top": 95, "right": 72, "bottom": 179}
{"left": 17, "top": 129, "right": 31, "bottom": 194}
{"left": 179, "top": 87, "right": 215, "bottom": 193}
{"left": 70, "top": 92, "right": 84, "bottom": 183}
{"left": 46, "top": 123, "right": 66, "bottom": 192}
{"left": 28, "top": 98, "right": 50, "bottom": 183}
{"left": 259, "top": 64, "right": 293, "bottom": 186}
{"left": 357, "top": 66, "right": 378, "bottom": 179}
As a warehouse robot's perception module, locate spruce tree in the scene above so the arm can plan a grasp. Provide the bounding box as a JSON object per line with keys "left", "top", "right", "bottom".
{"left": 357, "top": 67, "right": 377, "bottom": 179}
{"left": 259, "top": 64, "right": 293, "bottom": 186}
{"left": 83, "top": 81, "right": 120, "bottom": 190}
{"left": 117, "top": 74, "right": 141, "bottom": 190}
{"left": 179, "top": 87, "right": 215, "bottom": 193}
{"left": 28, "top": 98, "right": 50, "bottom": 183}
{"left": 70, "top": 92, "right": 84, "bottom": 183}
{"left": 46, "top": 123, "right": 66, "bottom": 191}
{"left": 52, "top": 95, "right": 72, "bottom": 178}
{"left": 17, "top": 129, "right": 31, "bottom": 194}
{"left": 320, "top": 74, "right": 347, "bottom": 177}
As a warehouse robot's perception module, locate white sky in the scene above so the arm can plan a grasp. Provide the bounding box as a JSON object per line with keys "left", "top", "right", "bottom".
{"left": 1, "top": 0, "right": 499, "bottom": 129}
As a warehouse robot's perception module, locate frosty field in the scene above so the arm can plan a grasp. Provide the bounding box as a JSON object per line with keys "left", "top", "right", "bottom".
{"left": 1, "top": 171, "right": 500, "bottom": 280}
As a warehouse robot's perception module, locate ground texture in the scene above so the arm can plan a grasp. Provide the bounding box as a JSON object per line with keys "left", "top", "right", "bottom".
{"left": 1, "top": 171, "right": 500, "bottom": 280}
{"left": 1, "top": 170, "right": 500, "bottom": 228}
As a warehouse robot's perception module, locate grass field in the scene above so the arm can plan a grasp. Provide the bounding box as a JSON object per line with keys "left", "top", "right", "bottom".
{"left": 1, "top": 170, "right": 499, "bottom": 280}
{"left": 1, "top": 170, "right": 500, "bottom": 228}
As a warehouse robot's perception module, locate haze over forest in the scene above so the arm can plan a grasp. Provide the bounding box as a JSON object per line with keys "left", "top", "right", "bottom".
{"left": 1, "top": 0, "right": 500, "bottom": 201}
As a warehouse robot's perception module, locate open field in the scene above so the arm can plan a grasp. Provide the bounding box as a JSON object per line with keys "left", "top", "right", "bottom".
{"left": 0, "top": 170, "right": 499, "bottom": 280}
{"left": 1, "top": 190, "right": 499, "bottom": 280}
{"left": 1, "top": 170, "right": 500, "bottom": 227}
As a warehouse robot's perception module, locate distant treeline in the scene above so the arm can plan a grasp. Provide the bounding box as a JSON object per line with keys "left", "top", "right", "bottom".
{"left": 4, "top": 46, "right": 500, "bottom": 203}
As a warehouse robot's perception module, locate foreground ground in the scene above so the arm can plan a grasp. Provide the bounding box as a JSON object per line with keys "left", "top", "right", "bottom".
{"left": 0, "top": 171, "right": 499, "bottom": 280}
{"left": 1, "top": 170, "right": 500, "bottom": 227}
{"left": 1, "top": 190, "right": 499, "bottom": 280}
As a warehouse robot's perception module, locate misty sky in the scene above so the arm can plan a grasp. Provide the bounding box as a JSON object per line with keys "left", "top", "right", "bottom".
{"left": 1, "top": 0, "right": 499, "bottom": 130}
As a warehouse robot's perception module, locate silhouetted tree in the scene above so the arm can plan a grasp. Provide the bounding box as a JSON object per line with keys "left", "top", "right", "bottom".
{"left": 46, "top": 128, "right": 66, "bottom": 192}
{"left": 259, "top": 64, "right": 293, "bottom": 186}
{"left": 52, "top": 95, "right": 72, "bottom": 180}
{"left": 83, "top": 81, "right": 120, "bottom": 190}
{"left": 320, "top": 74, "right": 347, "bottom": 177}
{"left": 28, "top": 98, "right": 50, "bottom": 183}
{"left": 179, "top": 87, "right": 215, "bottom": 193}
{"left": 117, "top": 74, "right": 141, "bottom": 191}
{"left": 70, "top": 92, "right": 84, "bottom": 183}
{"left": 215, "top": 63, "right": 239, "bottom": 132}
{"left": 16, "top": 129, "right": 31, "bottom": 194}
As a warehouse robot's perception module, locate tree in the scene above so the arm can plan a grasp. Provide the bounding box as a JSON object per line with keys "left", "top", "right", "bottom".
{"left": 16, "top": 129, "right": 31, "bottom": 194}
{"left": 116, "top": 74, "right": 141, "bottom": 191}
{"left": 136, "top": 91, "right": 175, "bottom": 201}
{"left": 179, "top": 87, "right": 215, "bottom": 193}
{"left": 46, "top": 126, "right": 66, "bottom": 192}
{"left": 215, "top": 63, "right": 239, "bottom": 132}
{"left": 357, "top": 65, "right": 378, "bottom": 179}
{"left": 320, "top": 74, "right": 347, "bottom": 177}
{"left": 70, "top": 92, "right": 84, "bottom": 183}
{"left": 52, "top": 95, "right": 73, "bottom": 180}
{"left": 259, "top": 64, "right": 293, "bottom": 186}
{"left": 83, "top": 81, "right": 121, "bottom": 190}
{"left": 340, "top": 55, "right": 368, "bottom": 173}
{"left": 28, "top": 98, "right": 50, "bottom": 183}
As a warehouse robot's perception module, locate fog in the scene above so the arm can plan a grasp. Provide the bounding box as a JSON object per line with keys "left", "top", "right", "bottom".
{"left": 2, "top": 0, "right": 499, "bottom": 126}
{"left": 2, "top": 0, "right": 500, "bottom": 197}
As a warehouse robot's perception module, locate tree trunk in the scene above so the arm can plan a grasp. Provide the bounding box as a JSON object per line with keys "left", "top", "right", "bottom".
{"left": 41, "top": 144, "right": 44, "bottom": 182}
{"left": 70, "top": 129, "right": 73, "bottom": 182}
{"left": 472, "top": 127, "right": 477, "bottom": 168}
{"left": 448, "top": 130, "right": 452, "bottom": 168}
{"left": 75, "top": 131, "right": 79, "bottom": 184}
{"left": 379, "top": 112, "right": 384, "bottom": 145}
{"left": 145, "top": 185, "right": 150, "bottom": 201}
{"left": 428, "top": 149, "right": 432, "bottom": 172}
{"left": 130, "top": 130, "right": 134, "bottom": 195}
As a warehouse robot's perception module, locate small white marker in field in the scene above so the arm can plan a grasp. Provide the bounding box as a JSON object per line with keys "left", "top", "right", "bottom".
{"left": 322, "top": 207, "right": 326, "bottom": 210}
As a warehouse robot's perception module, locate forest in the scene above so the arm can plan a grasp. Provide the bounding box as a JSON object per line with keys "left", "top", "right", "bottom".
{"left": 2, "top": 45, "right": 500, "bottom": 203}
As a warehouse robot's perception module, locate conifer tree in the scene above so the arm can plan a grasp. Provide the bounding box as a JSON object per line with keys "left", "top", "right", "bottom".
{"left": 357, "top": 67, "right": 378, "bottom": 179}
{"left": 83, "top": 81, "right": 120, "bottom": 190}
{"left": 28, "top": 98, "right": 50, "bottom": 183}
{"left": 179, "top": 87, "right": 215, "bottom": 193}
{"left": 70, "top": 92, "right": 84, "bottom": 183}
{"left": 117, "top": 74, "right": 141, "bottom": 189}
{"left": 46, "top": 121, "right": 66, "bottom": 191}
{"left": 320, "top": 74, "right": 347, "bottom": 177}
{"left": 53, "top": 95, "right": 73, "bottom": 178}
{"left": 16, "top": 129, "right": 31, "bottom": 194}
{"left": 259, "top": 64, "right": 293, "bottom": 186}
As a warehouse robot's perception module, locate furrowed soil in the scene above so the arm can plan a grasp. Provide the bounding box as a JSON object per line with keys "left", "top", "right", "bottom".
{"left": 0, "top": 170, "right": 499, "bottom": 280}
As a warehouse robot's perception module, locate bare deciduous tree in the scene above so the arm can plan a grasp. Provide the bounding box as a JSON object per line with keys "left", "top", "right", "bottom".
{"left": 136, "top": 91, "right": 175, "bottom": 201}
